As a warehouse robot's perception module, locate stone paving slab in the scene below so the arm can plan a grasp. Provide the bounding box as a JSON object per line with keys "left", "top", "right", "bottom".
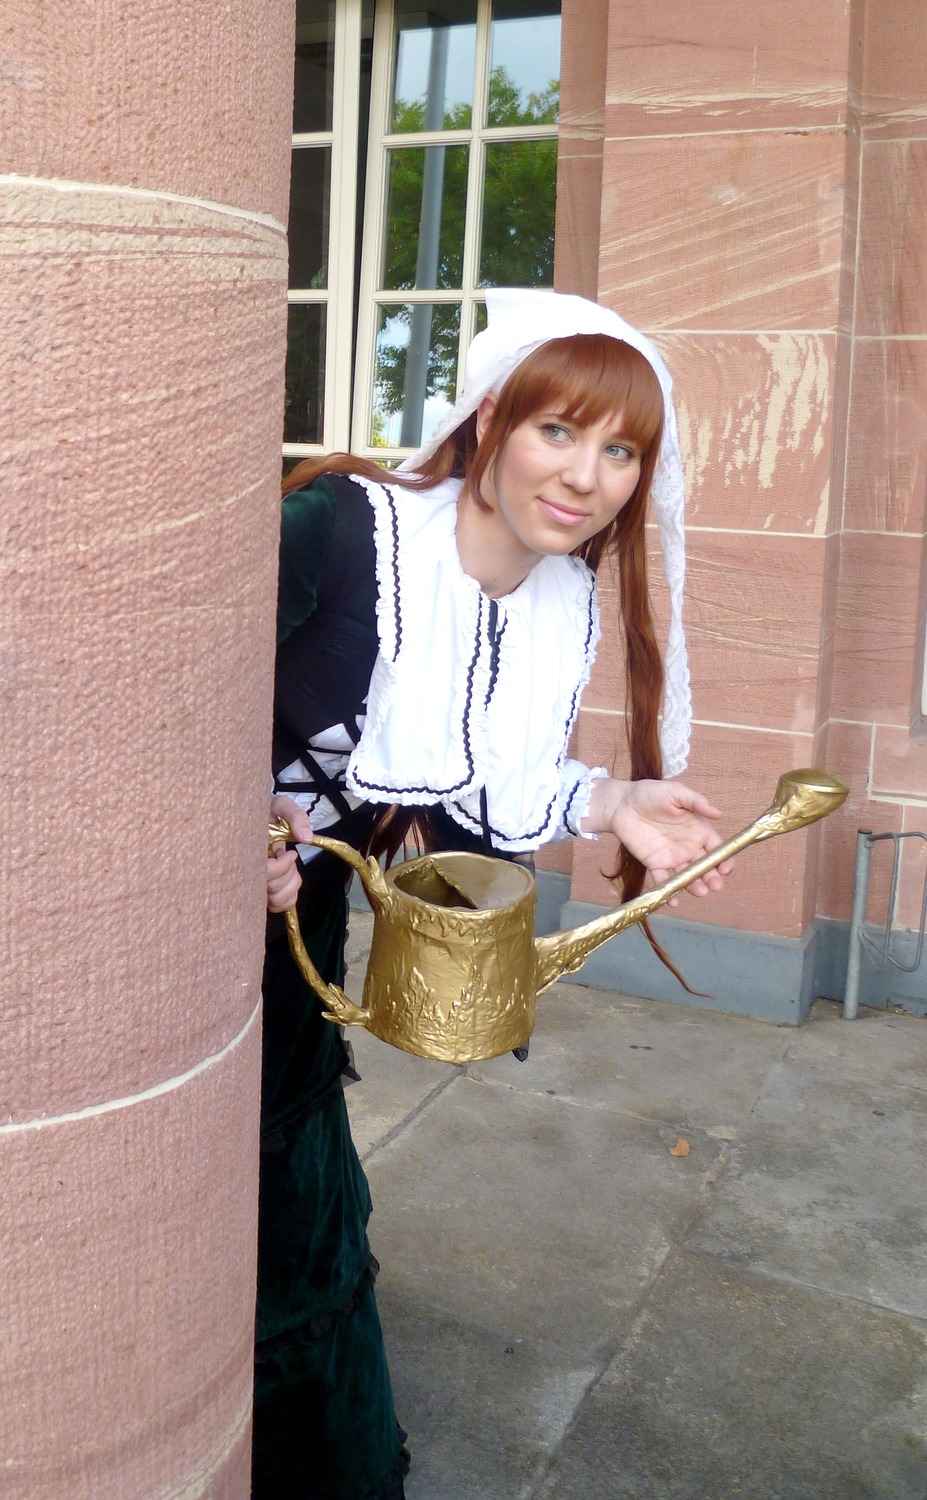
{"left": 685, "top": 1027, "right": 927, "bottom": 1320}
{"left": 362, "top": 1072, "right": 724, "bottom": 1357}
{"left": 376, "top": 1289, "right": 598, "bottom": 1500}
{"left": 342, "top": 932, "right": 927, "bottom": 1499}
{"left": 775, "top": 1003, "right": 927, "bottom": 1093}
{"left": 536, "top": 1251, "right": 927, "bottom": 1500}
{"left": 468, "top": 981, "right": 791, "bottom": 1133}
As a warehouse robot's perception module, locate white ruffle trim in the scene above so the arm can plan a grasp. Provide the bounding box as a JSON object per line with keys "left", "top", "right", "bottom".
{"left": 344, "top": 474, "right": 603, "bottom": 849}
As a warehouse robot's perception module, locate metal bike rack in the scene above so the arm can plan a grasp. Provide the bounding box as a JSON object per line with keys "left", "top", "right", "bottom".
{"left": 844, "top": 830, "right": 927, "bottom": 1019}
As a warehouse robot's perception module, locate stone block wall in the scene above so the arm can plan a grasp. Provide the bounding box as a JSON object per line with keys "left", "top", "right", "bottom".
{"left": 553, "top": 0, "right": 927, "bottom": 1011}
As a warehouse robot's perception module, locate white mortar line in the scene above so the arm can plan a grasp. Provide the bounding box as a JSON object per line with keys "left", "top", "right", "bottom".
{"left": 870, "top": 792, "right": 927, "bottom": 807}
{"left": 580, "top": 708, "right": 814, "bottom": 736}
{"left": 584, "top": 712, "right": 909, "bottom": 735}
{"left": 830, "top": 716, "right": 907, "bottom": 729}
{"left": 679, "top": 526, "right": 922, "bottom": 539}
{"left": 647, "top": 331, "right": 927, "bottom": 341}
{"left": 603, "top": 123, "right": 846, "bottom": 141}
{"left": 868, "top": 721, "right": 877, "bottom": 793}
{"left": 682, "top": 526, "right": 826, "bottom": 538}
{"left": 853, "top": 333, "right": 927, "bottom": 342}
{"left": 1, "top": 995, "right": 261, "bottom": 1135}
{"left": 648, "top": 328, "right": 838, "bottom": 336}
{"left": 0, "top": 172, "right": 286, "bottom": 234}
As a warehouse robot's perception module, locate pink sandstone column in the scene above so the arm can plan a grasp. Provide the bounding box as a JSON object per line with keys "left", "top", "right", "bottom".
{"left": 0, "top": 3, "right": 294, "bottom": 1495}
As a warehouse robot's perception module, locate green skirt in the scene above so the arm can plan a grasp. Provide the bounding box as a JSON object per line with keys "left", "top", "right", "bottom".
{"left": 254, "top": 844, "right": 408, "bottom": 1500}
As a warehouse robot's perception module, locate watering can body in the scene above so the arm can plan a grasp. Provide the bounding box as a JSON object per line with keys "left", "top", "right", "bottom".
{"left": 362, "top": 852, "right": 538, "bottom": 1060}
{"left": 270, "top": 768, "right": 850, "bottom": 1064}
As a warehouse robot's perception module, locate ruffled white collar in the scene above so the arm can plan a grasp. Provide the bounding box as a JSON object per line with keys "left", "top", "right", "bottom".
{"left": 345, "top": 475, "right": 600, "bottom": 851}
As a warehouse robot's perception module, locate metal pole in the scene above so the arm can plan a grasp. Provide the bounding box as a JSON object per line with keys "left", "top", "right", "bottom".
{"left": 843, "top": 830, "right": 873, "bottom": 1020}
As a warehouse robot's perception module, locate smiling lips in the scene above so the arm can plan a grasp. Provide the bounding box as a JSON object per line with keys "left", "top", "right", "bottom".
{"left": 538, "top": 496, "right": 589, "bottom": 526}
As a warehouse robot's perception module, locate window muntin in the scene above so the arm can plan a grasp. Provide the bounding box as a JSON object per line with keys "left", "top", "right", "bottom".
{"left": 351, "top": 0, "right": 559, "bottom": 463}
{"left": 283, "top": 0, "right": 559, "bottom": 462}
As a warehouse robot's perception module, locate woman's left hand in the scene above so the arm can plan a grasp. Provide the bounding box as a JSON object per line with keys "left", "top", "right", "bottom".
{"left": 582, "top": 778, "right": 733, "bottom": 900}
{"left": 267, "top": 794, "right": 315, "bottom": 913}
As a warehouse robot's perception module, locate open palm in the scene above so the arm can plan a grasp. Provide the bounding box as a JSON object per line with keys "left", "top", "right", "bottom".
{"left": 588, "top": 778, "right": 732, "bottom": 897}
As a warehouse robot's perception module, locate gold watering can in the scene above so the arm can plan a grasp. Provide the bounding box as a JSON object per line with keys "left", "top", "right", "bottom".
{"left": 269, "top": 768, "right": 848, "bottom": 1064}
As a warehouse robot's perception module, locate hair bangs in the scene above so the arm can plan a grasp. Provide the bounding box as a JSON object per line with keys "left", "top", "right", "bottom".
{"left": 502, "top": 334, "right": 664, "bottom": 455}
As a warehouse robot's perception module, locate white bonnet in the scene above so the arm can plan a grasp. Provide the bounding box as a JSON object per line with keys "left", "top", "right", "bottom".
{"left": 400, "top": 288, "right": 691, "bottom": 776}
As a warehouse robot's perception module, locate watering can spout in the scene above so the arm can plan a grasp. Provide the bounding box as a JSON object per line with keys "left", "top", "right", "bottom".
{"left": 532, "top": 768, "right": 849, "bottom": 993}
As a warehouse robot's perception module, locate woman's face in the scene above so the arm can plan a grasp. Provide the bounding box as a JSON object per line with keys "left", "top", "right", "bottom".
{"left": 475, "top": 396, "right": 643, "bottom": 562}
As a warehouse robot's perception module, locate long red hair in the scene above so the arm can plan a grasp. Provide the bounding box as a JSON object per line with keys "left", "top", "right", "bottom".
{"left": 284, "top": 334, "right": 684, "bottom": 976}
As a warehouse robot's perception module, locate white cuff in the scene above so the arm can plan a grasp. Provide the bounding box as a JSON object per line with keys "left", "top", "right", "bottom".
{"left": 561, "top": 761, "right": 609, "bottom": 840}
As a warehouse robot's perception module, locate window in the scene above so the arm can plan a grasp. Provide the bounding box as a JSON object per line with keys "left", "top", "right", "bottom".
{"left": 284, "top": 0, "right": 560, "bottom": 464}
{"left": 284, "top": 0, "right": 369, "bottom": 455}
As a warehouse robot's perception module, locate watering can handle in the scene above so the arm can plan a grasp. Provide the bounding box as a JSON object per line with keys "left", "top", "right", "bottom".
{"left": 268, "top": 821, "right": 371, "bottom": 1028}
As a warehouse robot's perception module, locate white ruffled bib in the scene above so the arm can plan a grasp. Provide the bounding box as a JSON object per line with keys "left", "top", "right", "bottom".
{"left": 345, "top": 476, "right": 603, "bottom": 851}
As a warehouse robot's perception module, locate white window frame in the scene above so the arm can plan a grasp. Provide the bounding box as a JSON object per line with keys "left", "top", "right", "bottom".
{"left": 350, "top": 0, "right": 559, "bottom": 462}
{"left": 283, "top": 0, "right": 364, "bottom": 459}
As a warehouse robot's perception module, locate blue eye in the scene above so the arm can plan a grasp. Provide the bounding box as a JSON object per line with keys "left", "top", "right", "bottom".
{"left": 542, "top": 423, "right": 569, "bottom": 440}
{"left": 606, "top": 443, "right": 637, "bottom": 462}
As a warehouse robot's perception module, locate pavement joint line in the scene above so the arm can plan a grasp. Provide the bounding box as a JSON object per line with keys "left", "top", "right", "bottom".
{"left": 358, "top": 1067, "right": 465, "bottom": 1167}
{"left": 677, "top": 1247, "right": 927, "bottom": 1329}
{"left": 528, "top": 1243, "right": 690, "bottom": 1496}
{"left": 517, "top": 1351, "right": 620, "bottom": 1500}
{"left": 464, "top": 1072, "right": 753, "bottom": 1138}
{"left": 522, "top": 1142, "right": 739, "bottom": 1498}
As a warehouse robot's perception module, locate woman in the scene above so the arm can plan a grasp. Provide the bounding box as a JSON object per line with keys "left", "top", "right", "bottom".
{"left": 258, "top": 289, "right": 729, "bottom": 1499}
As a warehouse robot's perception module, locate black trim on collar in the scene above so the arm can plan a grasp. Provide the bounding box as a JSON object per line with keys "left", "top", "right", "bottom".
{"left": 383, "top": 485, "right": 403, "bottom": 663}
{"left": 351, "top": 593, "right": 484, "bottom": 798}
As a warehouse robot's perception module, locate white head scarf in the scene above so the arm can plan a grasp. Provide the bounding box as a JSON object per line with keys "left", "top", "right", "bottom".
{"left": 398, "top": 288, "right": 691, "bottom": 777}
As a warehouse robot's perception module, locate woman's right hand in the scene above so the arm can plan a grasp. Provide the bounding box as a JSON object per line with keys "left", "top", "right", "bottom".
{"left": 267, "top": 795, "right": 315, "bottom": 912}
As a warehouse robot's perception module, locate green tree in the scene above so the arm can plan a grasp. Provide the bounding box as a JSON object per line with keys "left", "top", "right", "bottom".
{"left": 374, "top": 68, "right": 559, "bottom": 423}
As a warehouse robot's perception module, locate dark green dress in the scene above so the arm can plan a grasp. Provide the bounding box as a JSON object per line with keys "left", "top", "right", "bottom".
{"left": 253, "top": 478, "right": 408, "bottom": 1500}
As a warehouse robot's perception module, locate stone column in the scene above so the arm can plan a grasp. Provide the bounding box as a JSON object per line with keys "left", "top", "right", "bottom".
{"left": 0, "top": 3, "right": 294, "bottom": 1494}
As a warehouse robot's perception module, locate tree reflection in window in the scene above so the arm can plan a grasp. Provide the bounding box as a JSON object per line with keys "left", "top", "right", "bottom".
{"left": 375, "top": 67, "right": 558, "bottom": 442}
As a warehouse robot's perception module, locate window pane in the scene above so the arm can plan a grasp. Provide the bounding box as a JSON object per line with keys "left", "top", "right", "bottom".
{"left": 293, "top": 0, "right": 336, "bottom": 133}
{"left": 487, "top": 0, "right": 560, "bottom": 125}
{"left": 288, "top": 147, "right": 331, "bottom": 290}
{"left": 371, "top": 302, "right": 461, "bottom": 449}
{"left": 478, "top": 139, "right": 556, "bottom": 287}
{"left": 391, "top": 0, "right": 478, "bottom": 132}
{"left": 285, "top": 304, "right": 327, "bottom": 445}
{"left": 382, "top": 145, "right": 468, "bottom": 291}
